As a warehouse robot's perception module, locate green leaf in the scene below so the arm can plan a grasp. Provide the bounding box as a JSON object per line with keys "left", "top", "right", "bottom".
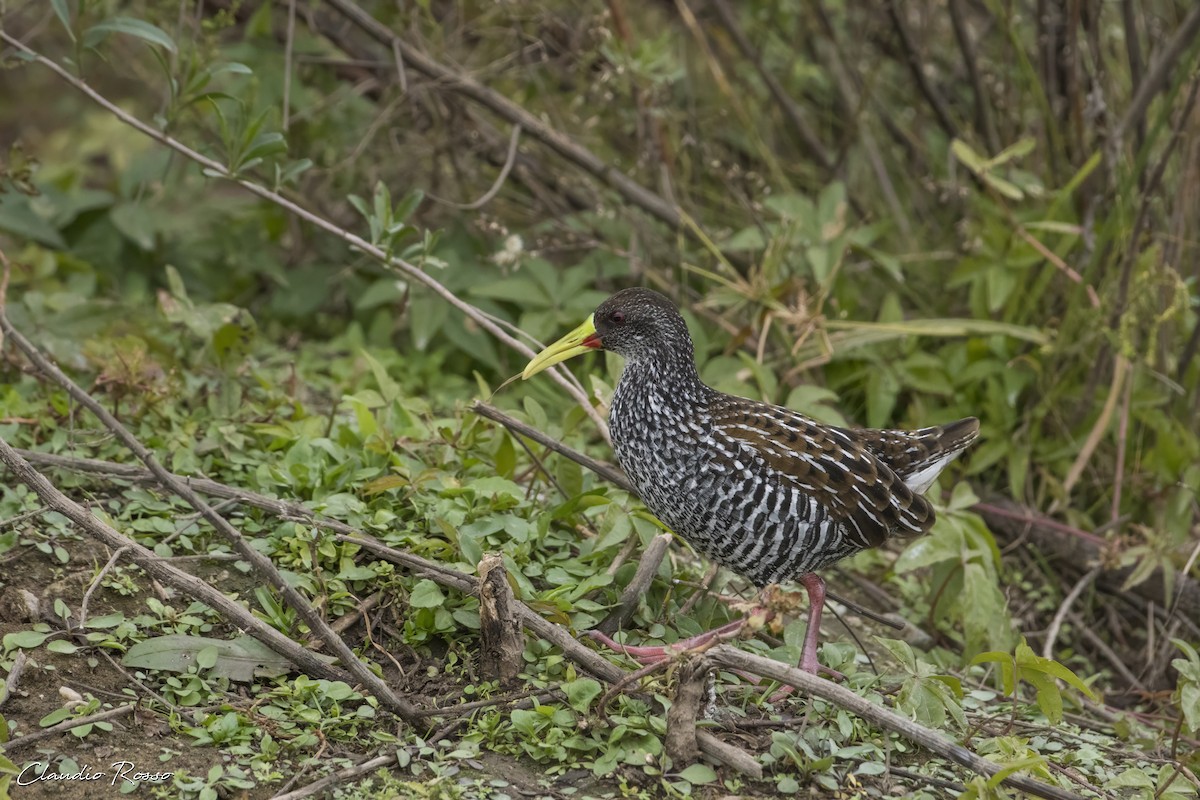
{"left": 122, "top": 635, "right": 332, "bottom": 681}
{"left": 1025, "top": 669, "right": 1064, "bottom": 723}
{"left": 1028, "top": 657, "right": 1098, "bottom": 701}
{"left": 360, "top": 349, "right": 401, "bottom": 404}
{"left": 951, "top": 139, "right": 987, "bottom": 173}
{"left": 408, "top": 579, "right": 446, "bottom": 608}
{"left": 563, "top": 678, "right": 602, "bottom": 713}
{"left": 84, "top": 17, "right": 178, "bottom": 52}
{"left": 51, "top": 0, "right": 75, "bottom": 39}
{"left": 0, "top": 197, "right": 68, "bottom": 248}
{"left": 988, "top": 137, "right": 1037, "bottom": 167}
{"left": 676, "top": 763, "right": 717, "bottom": 784}
{"left": 3, "top": 630, "right": 50, "bottom": 649}
{"left": 196, "top": 645, "right": 219, "bottom": 670}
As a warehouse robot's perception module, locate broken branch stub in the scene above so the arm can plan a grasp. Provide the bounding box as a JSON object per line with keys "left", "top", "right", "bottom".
{"left": 478, "top": 553, "right": 524, "bottom": 686}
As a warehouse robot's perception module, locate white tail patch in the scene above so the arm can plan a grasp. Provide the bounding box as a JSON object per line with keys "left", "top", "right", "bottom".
{"left": 902, "top": 452, "right": 961, "bottom": 494}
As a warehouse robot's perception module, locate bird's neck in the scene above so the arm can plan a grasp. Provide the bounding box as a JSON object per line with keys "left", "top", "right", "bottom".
{"left": 616, "top": 345, "right": 707, "bottom": 407}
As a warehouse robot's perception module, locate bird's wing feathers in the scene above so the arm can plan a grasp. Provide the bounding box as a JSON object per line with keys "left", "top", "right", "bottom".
{"left": 708, "top": 397, "right": 934, "bottom": 548}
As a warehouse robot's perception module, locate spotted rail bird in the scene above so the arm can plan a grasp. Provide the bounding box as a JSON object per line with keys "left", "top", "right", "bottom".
{"left": 522, "top": 288, "right": 979, "bottom": 675}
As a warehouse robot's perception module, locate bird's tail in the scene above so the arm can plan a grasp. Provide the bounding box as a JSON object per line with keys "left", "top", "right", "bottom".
{"left": 864, "top": 417, "right": 981, "bottom": 495}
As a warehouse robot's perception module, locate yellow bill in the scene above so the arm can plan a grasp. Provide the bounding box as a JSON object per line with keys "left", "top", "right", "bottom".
{"left": 521, "top": 314, "right": 601, "bottom": 379}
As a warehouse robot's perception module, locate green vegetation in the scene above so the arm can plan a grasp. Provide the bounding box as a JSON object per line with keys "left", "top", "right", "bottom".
{"left": 0, "top": 1, "right": 1198, "bottom": 798}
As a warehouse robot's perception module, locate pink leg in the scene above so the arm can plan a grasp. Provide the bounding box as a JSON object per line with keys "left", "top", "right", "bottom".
{"left": 587, "top": 618, "right": 747, "bottom": 665}
{"left": 798, "top": 573, "right": 826, "bottom": 674}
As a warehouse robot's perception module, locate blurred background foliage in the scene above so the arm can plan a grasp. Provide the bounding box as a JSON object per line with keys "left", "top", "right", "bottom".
{"left": 1, "top": 0, "right": 1198, "bottom": 720}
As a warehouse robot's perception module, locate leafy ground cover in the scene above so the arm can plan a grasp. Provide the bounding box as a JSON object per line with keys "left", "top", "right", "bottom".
{"left": 1, "top": 1, "right": 1199, "bottom": 798}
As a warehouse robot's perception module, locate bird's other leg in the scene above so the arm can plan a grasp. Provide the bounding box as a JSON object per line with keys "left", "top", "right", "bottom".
{"left": 798, "top": 572, "right": 826, "bottom": 674}
{"left": 586, "top": 618, "right": 747, "bottom": 665}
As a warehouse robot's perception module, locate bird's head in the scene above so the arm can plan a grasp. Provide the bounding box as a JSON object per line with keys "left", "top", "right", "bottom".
{"left": 522, "top": 288, "right": 691, "bottom": 379}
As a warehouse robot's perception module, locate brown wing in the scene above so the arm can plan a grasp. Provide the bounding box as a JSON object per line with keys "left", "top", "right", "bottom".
{"left": 708, "top": 396, "right": 934, "bottom": 548}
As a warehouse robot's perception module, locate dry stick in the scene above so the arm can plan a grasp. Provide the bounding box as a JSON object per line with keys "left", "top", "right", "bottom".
{"left": 664, "top": 655, "right": 711, "bottom": 764}
{"left": 596, "top": 533, "right": 673, "bottom": 636}
{"left": 0, "top": 316, "right": 421, "bottom": 724}
{"left": 0, "top": 704, "right": 138, "bottom": 753}
{"left": 1042, "top": 567, "right": 1101, "bottom": 660}
{"left": 323, "top": 592, "right": 382, "bottom": 640}
{"left": 79, "top": 545, "right": 131, "bottom": 629}
{"left": 269, "top": 753, "right": 395, "bottom": 800}
{"left": 1110, "top": 372, "right": 1134, "bottom": 526}
{"left": 1015, "top": 226, "right": 1101, "bottom": 309}
{"left": 1112, "top": 3, "right": 1200, "bottom": 147}
{"left": 0, "top": 31, "right": 608, "bottom": 441}
{"left": 708, "top": 645, "right": 1085, "bottom": 800}
{"left": 0, "top": 651, "right": 26, "bottom": 710}
{"left": 472, "top": 402, "right": 629, "bottom": 490}
{"left": 0, "top": 440, "right": 363, "bottom": 690}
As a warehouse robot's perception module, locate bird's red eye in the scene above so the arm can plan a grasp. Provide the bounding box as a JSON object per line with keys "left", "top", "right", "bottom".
{"left": 610, "top": 310, "right": 625, "bottom": 325}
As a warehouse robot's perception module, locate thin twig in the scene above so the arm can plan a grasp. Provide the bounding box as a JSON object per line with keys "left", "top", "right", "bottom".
{"left": 947, "top": 0, "right": 998, "bottom": 152}
{"left": 2, "top": 703, "right": 137, "bottom": 752}
{"left": 1015, "top": 226, "right": 1101, "bottom": 308}
{"left": 79, "top": 545, "right": 131, "bottom": 630}
{"left": 270, "top": 753, "right": 396, "bottom": 800}
{"left": 1111, "top": 366, "right": 1134, "bottom": 524}
{"left": 0, "top": 504, "right": 47, "bottom": 530}
{"left": 472, "top": 402, "right": 629, "bottom": 489}
{"left": 1068, "top": 610, "right": 1147, "bottom": 693}
{"left": 1055, "top": 354, "right": 1129, "bottom": 510}
{"left": 884, "top": 0, "right": 959, "bottom": 139}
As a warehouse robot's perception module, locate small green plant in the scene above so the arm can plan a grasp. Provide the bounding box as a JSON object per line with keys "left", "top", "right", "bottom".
{"left": 877, "top": 637, "right": 966, "bottom": 730}
{"left": 972, "top": 638, "right": 1098, "bottom": 725}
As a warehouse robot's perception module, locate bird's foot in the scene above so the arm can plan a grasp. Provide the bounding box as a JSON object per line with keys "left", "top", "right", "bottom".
{"left": 586, "top": 618, "right": 748, "bottom": 666}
